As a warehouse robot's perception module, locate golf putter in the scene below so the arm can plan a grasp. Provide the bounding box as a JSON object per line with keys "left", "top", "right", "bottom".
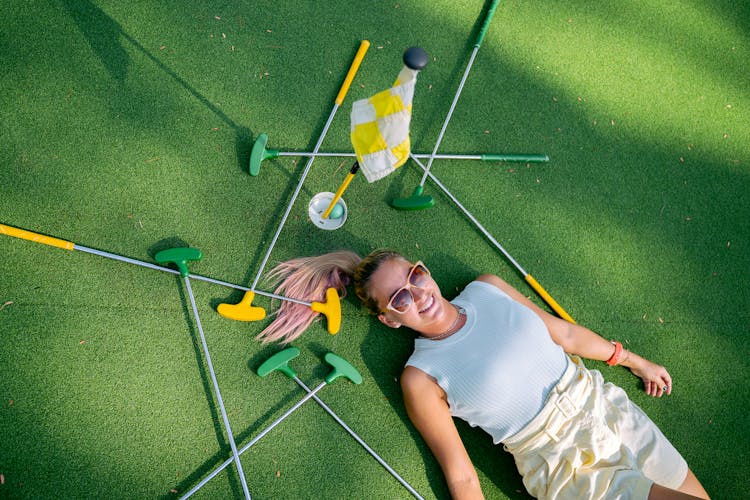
{"left": 154, "top": 247, "right": 252, "bottom": 500}
{"left": 247, "top": 133, "right": 548, "bottom": 177}
{"left": 411, "top": 155, "right": 575, "bottom": 323}
{"left": 0, "top": 223, "right": 345, "bottom": 333}
{"left": 180, "top": 350, "right": 362, "bottom": 499}
{"left": 218, "top": 287, "right": 341, "bottom": 335}
{"left": 259, "top": 348, "right": 424, "bottom": 499}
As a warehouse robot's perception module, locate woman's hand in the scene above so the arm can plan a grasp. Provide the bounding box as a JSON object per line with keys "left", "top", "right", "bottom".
{"left": 622, "top": 352, "right": 672, "bottom": 397}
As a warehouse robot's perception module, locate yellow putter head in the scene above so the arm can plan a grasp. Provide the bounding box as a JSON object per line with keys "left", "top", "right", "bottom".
{"left": 310, "top": 287, "right": 341, "bottom": 334}
{"left": 217, "top": 291, "right": 267, "bottom": 322}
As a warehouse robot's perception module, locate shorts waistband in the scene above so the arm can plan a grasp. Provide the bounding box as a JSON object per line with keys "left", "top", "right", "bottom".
{"left": 503, "top": 355, "right": 590, "bottom": 454}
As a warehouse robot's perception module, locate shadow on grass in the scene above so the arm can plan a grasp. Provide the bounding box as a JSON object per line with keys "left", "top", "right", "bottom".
{"left": 165, "top": 344, "right": 338, "bottom": 498}
{"left": 58, "top": 0, "right": 254, "bottom": 175}
{"left": 17, "top": 1, "right": 745, "bottom": 498}
{"left": 165, "top": 273, "right": 244, "bottom": 499}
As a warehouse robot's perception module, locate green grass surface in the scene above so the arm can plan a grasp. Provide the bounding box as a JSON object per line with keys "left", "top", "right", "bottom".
{"left": 1, "top": 0, "right": 748, "bottom": 498}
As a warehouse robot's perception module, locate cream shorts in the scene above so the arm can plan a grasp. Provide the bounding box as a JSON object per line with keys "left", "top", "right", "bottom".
{"left": 503, "top": 356, "right": 688, "bottom": 499}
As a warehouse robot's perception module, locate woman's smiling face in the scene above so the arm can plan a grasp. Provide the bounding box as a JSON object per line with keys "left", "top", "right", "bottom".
{"left": 368, "top": 257, "right": 451, "bottom": 334}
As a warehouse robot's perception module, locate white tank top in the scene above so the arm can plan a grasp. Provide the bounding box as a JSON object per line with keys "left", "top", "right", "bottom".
{"left": 405, "top": 280, "right": 568, "bottom": 443}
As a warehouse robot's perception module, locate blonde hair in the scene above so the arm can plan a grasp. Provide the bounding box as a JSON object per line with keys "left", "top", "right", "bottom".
{"left": 256, "top": 249, "right": 403, "bottom": 344}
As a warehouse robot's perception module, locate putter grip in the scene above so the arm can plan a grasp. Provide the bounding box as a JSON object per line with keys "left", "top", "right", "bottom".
{"left": 0, "top": 224, "right": 74, "bottom": 250}
{"left": 475, "top": 0, "right": 501, "bottom": 47}
{"left": 525, "top": 274, "right": 576, "bottom": 324}
{"left": 335, "top": 40, "right": 370, "bottom": 106}
{"left": 481, "top": 154, "right": 549, "bottom": 163}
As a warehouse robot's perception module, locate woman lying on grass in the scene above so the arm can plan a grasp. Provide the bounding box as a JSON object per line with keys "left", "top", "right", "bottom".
{"left": 257, "top": 249, "right": 710, "bottom": 499}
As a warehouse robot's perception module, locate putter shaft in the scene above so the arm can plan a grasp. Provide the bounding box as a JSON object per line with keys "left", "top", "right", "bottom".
{"left": 81, "top": 245, "right": 312, "bottom": 305}
{"left": 0, "top": 229, "right": 313, "bottom": 307}
{"left": 410, "top": 156, "right": 525, "bottom": 273}
{"left": 292, "top": 376, "right": 424, "bottom": 500}
{"left": 275, "top": 151, "right": 548, "bottom": 162}
{"left": 182, "top": 276, "right": 252, "bottom": 500}
{"left": 180, "top": 381, "right": 327, "bottom": 499}
{"left": 419, "top": 45, "right": 482, "bottom": 187}
{"left": 247, "top": 40, "right": 369, "bottom": 292}
{"left": 411, "top": 155, "right": 575, "bottom": 324}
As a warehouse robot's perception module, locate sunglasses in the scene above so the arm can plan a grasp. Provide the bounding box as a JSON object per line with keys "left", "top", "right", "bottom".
{"left": 384, "top": 261, "right": 431, "bottom": 314}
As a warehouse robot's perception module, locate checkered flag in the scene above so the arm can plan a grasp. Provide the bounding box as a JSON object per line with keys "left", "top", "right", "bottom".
{"left": 350, "top": 65, "right": 419, "bottom": 182}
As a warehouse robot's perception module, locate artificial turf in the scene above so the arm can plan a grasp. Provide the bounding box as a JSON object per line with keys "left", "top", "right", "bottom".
{"left": 1, "top": 0, "right": 748, "bottom": 498}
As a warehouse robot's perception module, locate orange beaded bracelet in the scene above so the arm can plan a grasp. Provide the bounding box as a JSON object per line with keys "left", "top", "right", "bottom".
{"left": 606, "top": 341, "right": 624, "bottom": 366}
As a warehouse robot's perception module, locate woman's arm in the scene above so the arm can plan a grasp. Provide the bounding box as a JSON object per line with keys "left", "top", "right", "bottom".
{"left": 401, "top": 366, "right": 484, "bottom": 499}
{"left": 476, "top": 274, "right": 673, "bottom": 397}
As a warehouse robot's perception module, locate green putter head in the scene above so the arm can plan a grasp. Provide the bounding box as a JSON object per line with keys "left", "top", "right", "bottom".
{"left": 323, "top": 352, "right": 362, "bottom": 385}
{"left": 257, "top": 347, "right": 300, "bottom": 380}
{"left": 249, "top": 133, "right": 281, "bottom": 176}
{"left": 391, "top": 185, "right": 435, "bottom": 211}
{"left": 154, "top": 247, "right": 203, "bottom": 277}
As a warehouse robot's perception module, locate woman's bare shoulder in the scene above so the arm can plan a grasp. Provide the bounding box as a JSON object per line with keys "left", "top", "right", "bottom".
{"left": 401, "top": 365, "right": 444, "bottom": 400}
{"left": 401, "top": 364, "right": 436, "bottom": 388}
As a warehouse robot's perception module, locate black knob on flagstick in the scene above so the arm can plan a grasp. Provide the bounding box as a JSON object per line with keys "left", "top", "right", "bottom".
{"left": 403, "top": 46, "right": 429, "bottom": 70}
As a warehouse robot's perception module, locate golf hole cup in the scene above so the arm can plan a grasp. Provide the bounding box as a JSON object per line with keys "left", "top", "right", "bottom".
{"left": 309, "top": 192, "right": 348, "bottom": 230}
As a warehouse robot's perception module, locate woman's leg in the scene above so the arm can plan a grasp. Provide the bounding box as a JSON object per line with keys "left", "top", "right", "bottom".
{"left": 677, "top": 468, "right": 709, "bottom": 498}
{"left": 648, "top": 469, "right": 710, "bottom": 500}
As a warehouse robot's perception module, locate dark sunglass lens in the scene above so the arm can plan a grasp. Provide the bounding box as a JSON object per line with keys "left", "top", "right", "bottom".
{"left": 410, "top": 265, "right": 429, "bottom": 286}
{"left": 390, "top": 288, "right": 412, "bottom": 312}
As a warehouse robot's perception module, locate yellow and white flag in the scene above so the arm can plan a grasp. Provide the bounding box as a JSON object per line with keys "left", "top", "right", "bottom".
{"left": 350, "top": 66, "right": 418, "bottom": 183}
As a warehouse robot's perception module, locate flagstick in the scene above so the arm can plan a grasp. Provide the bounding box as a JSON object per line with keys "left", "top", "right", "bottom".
{"left": 321, "top": 47, "right": 429, "bottom": 220}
